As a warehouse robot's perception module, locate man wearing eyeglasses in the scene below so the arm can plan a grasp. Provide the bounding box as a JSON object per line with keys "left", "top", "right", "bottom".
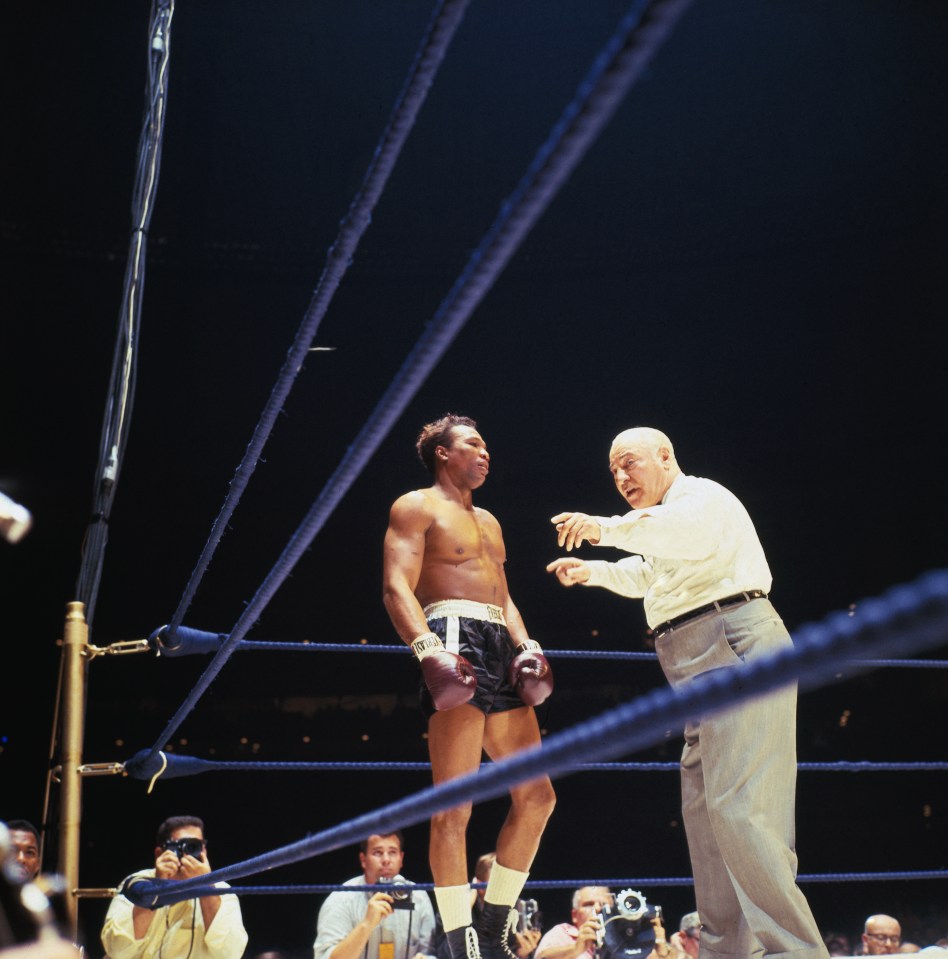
{"left": 861, "top": 916, "right": 902, "bottom": 955}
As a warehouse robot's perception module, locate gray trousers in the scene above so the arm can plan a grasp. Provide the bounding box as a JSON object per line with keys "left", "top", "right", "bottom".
{"left": 654, "top": 598, "right": 828, "bottom": 959}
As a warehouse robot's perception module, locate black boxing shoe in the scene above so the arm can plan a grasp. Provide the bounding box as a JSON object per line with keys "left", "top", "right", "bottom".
{"left": 476, "top": 903, "right": 520, "bottom": 959}
{"left": 445, "top": 926, "right": 483, "bottom": 959}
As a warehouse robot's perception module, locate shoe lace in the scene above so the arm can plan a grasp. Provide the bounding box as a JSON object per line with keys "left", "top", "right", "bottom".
{"left": 499, "top": 909, "right": 519, "bottom": 959}
{"left": 465, "top": 926, "right": 483, "bottom": 959}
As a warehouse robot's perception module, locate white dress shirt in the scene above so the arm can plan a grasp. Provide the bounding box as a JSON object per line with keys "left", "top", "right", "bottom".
{"left": 583, "top": 473, "right": 772, "bottom": 628}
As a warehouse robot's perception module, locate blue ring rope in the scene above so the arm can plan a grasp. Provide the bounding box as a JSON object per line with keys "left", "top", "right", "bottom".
{"left": 122, "top": 567, "right": 948, "bottom": 908}
{"left": 233, "top": 641, "right": 948, "bottom": 668}
{"left": 122, "top": 756, "right": 948, "bottom": 779}
{"left": 147, "top": 631, "right": 947, "bottom": 667}
{"left": 121, "top": 870, "right": 948, "bottom": 901}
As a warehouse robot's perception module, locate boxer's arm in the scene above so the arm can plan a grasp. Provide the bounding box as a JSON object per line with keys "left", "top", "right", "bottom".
{"left": 496, "top": 539, "right": 553, "bottom": 706}
{"left": 500, "top": 582, "right": 531, "bottom": 646}
{"left": 383, "top": 492, "right": 434, "bottom": 643}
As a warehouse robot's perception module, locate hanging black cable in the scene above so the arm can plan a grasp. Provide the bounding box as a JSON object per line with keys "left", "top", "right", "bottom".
{"left": 74, "top": 0, "right": 176, "bottom": 628}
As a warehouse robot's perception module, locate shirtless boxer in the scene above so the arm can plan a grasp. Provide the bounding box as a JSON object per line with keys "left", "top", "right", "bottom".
{"left": 383, "top": 414, "right": 556, "bottom": 959}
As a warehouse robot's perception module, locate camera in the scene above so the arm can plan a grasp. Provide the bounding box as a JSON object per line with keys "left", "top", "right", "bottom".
{"left": 163, "top": 838, "right": 205, "bottom": 860}
{"left": 615, "top": 890, "right": 650, "bottom": 922}
{"left": 376, "top": 877, "right": 414, "bottom": 911}
{"left": 516, "top": 898, "right": 542, "bottom": 933}
{"left": 597, "top": 889, "right": 661, "bottom": 959}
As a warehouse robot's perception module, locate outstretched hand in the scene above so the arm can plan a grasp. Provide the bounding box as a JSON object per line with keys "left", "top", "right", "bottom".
{"left": 551, "top": 512, "right": 601, "bottom": 551}
{"left": 546, "top": 557, "right": 591, "bottom": 586}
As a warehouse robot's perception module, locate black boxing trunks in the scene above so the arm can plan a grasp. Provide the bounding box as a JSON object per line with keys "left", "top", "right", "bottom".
{"left": 420, "top": 599, "right": 524, "bottom": 719}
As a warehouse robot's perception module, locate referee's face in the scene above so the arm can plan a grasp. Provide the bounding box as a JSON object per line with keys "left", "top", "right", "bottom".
{"left": 609, "top": 441, "right": 673, "bottom": 509}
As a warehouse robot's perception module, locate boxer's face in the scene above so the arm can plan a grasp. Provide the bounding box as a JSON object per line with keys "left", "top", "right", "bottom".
{"left": 436, "top": 427, "right": 489, "bottom": 488}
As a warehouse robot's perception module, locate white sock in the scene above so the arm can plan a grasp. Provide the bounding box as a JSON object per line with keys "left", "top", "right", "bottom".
{"left": 435, "top": 885, "right": 473, "bottom": 932}
{"left": 484, "top": 862, "right": 529, "bottom": 906}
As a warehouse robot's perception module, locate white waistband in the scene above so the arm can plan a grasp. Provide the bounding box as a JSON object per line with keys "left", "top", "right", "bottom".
{"left": 423, "top": 600, "right": 506, "bottom": 625}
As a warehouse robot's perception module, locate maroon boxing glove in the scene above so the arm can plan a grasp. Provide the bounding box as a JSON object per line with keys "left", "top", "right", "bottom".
{"left": 411, "top": 632, "right": 477, "bottom": 711}
{"left": 508, "top": 639, "right": 554, "bottom": 706}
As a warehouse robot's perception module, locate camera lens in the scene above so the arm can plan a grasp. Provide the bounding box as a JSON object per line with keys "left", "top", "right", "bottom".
{"left": 615, "top": 889, "right": 647, "bottom": 921}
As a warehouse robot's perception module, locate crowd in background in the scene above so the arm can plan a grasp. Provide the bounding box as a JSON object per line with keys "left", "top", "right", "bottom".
{"left": 5, "top": 820, "right": 946, "bottom": 959}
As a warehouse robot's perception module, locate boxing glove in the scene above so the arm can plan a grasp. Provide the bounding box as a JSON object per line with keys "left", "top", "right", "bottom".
{"left": 507, "top": 640, "right": 554, "bottom": 706}
{"left": 411, "top": 632, "right": 477, "bottom": 711}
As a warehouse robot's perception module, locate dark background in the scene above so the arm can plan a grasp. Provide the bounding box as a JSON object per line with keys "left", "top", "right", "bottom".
{"left": 2, "top": 1, "right": 947, "bottom": 957}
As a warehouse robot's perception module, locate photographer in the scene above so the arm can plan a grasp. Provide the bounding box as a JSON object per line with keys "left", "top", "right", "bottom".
{"left": 313, "top": 832, "right": 436, "bottom": 959}
{"left": 534, "top": 890, "right": 675, "bottom": 959}
{"left": 100, "top": 815, "right": 247, "bottom": 959}
{"left": 534, "top": 888, "right": 612, "bottom": 959}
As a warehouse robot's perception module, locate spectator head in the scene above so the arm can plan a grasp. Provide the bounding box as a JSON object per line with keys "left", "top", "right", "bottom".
{"left": 571, "top": 887, "right": 613, "bottom": 927}
{"left": 5, "top": 819, "right": 41, "bottom": 882}
{"left": 863, "top": 915, "right": 902, "bottom": 955}
{"left": 358, "top": 833, "right": 405, "bottom": 884}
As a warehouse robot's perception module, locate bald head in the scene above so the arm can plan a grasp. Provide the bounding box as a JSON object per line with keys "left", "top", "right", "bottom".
{"left": 609, "top": 427, "right": 675, "bottom": 460}
{"left": 609, "top": 427, "right": 680, "bottom": 509}
{"left": 863, "top": 915, "right": 902, "bottom": 955}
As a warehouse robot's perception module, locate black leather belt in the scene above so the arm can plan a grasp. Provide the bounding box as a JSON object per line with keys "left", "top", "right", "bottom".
{"left": 654, "top": 589, "right": 767, "bottom": 636}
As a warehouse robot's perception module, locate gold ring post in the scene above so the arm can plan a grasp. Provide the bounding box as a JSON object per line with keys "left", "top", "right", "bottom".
{"left": 59, "top": 601, "right": 88, "bottom": 938}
